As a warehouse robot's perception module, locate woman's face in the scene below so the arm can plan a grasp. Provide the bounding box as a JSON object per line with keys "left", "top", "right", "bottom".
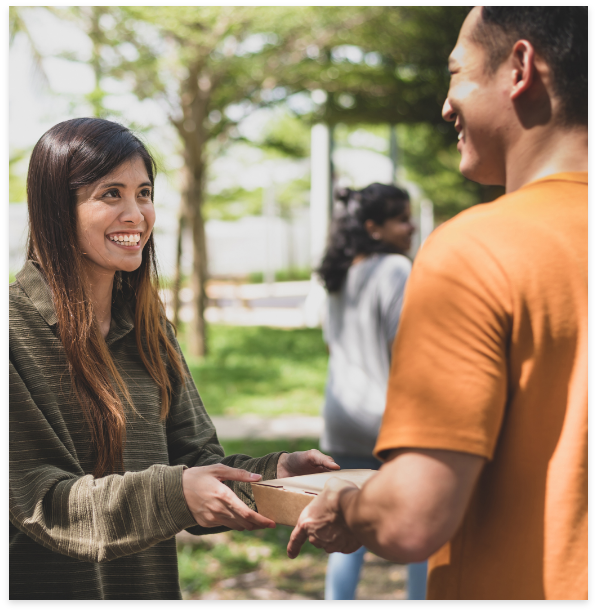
{"left": 366, "top": 200, "right": 415, "bottom": 254}
{"left": 75, "top": 156, "right": 156, "bottom": 279}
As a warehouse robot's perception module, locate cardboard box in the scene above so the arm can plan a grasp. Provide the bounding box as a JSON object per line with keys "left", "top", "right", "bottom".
{"left": 251, "top": 469, "right": 376, "bottom": 527}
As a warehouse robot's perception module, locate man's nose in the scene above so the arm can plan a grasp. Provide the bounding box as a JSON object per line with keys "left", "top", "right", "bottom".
{"left": 442, "top": 98, "right": 456, "bottom": 122}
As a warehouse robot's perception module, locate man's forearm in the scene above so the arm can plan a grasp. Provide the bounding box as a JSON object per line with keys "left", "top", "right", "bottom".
{"left": 339, "top": 449, "right": 485, "bottom": 563}
{"left": 339, "top": 473, "right": 430, "bottom": 563}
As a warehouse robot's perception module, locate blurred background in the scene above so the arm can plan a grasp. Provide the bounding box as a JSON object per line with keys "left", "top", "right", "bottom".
{"left": 9, "top": 5, "right": 503, "bottom": 600}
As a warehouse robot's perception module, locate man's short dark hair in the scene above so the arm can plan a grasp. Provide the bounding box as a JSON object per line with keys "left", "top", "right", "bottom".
{"left": 470, "top": 6, "right": 587, "bottom": 126}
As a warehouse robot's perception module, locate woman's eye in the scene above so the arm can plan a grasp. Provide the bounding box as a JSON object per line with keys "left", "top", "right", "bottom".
{"left": 139, "top": 189, "right": 152, "bottom": 198}
{"left": 103, "top": 189, "right": 119, "bottom": 198}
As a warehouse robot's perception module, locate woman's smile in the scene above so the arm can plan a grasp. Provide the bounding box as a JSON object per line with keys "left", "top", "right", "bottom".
{"left": 107, "top": 232, "right": 142, "bottom": 248}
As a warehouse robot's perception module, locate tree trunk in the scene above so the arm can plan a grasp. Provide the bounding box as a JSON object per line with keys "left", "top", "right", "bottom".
{"left": 176, "top": 66, "right": 215, "bottom": 357}
{"left": 181, "top": 160, "right": 208, "bottom": 357}
{"left": 172, "top": 203, "right": 185, "bottom": 332}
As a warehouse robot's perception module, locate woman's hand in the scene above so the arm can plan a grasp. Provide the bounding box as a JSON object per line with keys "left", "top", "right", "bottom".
{"left": 182, "top": 464, "right": 276, "bottom": 531}
{"left": 277, "top": 449, "right": 340, "bottom": 479}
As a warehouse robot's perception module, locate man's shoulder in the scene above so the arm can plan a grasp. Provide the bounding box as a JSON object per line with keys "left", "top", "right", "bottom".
{"left": 430, "top": 174, "right": 585, "bottom": 247}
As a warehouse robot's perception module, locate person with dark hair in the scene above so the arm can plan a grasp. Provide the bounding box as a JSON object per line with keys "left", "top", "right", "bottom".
{"left": 287, "top": 6, "right": 587, "bottom": 600}
{"left": 9, "top": 117, "right": 339, "bottom": 600}
{"left": 316, "top": 183, "right": 423, "bottom": 599}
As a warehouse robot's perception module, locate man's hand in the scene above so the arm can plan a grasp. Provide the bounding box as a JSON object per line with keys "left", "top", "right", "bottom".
{"left": 182, "top": 464, "right": 276, "bottom": 531}
{"left": 287, "top": 477, "right": 362, "bottom": 558}
{"left": 277, "top": 449, "right": 340, "bottom": 479}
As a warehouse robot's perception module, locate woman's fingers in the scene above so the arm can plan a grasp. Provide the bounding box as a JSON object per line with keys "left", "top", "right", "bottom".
{"left": 223, "top": 489, "right": 276, "bottom": 530}
{"left": 302, "top": 449, "right": 341, "bottom": 472}
{"left": 209, "top": 464, "right": 263, "bottom": 483}
{"left": 182, "top": 465, "right": 275, "bottom": 531}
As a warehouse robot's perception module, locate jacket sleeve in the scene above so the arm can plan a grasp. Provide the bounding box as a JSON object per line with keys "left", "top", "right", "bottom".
{"left": 163, "top": 328, "right": 285, "bottom": 534}
{"left": 9, "top": 359, "right": 198, "bottom": 564}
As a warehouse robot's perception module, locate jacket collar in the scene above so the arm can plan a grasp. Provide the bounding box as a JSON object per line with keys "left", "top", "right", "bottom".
{"left": 15, "top": 260, "right": 135, "bottom": 345}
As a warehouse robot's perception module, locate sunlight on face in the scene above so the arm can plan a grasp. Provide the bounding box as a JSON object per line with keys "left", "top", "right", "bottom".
{"left": 76, "top": 156, "right": 156, "bottom": 282}
{"left": 442, "top": 7, "right": 509, "bottom": 186}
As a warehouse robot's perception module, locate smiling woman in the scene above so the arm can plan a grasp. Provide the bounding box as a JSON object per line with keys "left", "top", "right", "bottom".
{"left": 23, "top": 119, "right": 178, "bottom": 475}
{"left": 9, "top": 117, "right": 339, "bottom": 600}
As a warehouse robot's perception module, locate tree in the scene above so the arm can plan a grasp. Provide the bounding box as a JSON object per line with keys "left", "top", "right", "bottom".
{"left": 13, "top": 6, "right": 488, "bottom": 354}
{"left": 47, "top": 6, "right": 388, "bottom": 356}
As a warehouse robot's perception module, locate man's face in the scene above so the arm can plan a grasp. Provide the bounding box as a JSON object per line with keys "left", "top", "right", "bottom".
{"left": 442, "top": 7, "right": 511, "bottom": 186}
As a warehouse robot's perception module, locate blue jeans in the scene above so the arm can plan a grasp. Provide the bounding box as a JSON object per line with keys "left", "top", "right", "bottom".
{"left": 324, "top": 454, "right": 428, "bottom": 600}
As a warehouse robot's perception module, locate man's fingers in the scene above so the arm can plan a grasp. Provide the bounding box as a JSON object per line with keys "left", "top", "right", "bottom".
{"left": 287, "top": 525, "right": 309, "bottom": 559}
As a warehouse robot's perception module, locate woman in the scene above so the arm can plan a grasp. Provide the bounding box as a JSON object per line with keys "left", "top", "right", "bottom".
{"left": 317, "top": 183, "right": 427, "bottom": 600}
{"left": 9, "top": 118, "right": 337, "bottom": 600}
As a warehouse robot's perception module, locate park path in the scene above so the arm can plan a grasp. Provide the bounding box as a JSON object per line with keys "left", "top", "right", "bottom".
{"left": 211, "top": 415, "right": 323, "bottom": 440}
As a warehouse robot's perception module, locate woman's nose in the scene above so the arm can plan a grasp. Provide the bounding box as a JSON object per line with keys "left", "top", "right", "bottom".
{"left": 121, "top": 196, "right": 144, "bottom": 225}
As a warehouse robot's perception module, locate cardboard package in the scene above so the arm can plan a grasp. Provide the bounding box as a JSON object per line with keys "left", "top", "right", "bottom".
{"left": 251, "top": 469, "right": 376, "bottom": 527}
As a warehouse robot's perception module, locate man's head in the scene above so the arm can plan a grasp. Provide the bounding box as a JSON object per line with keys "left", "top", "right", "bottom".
{"left": 442, "top": 6, "right": 587, "bottom": 186}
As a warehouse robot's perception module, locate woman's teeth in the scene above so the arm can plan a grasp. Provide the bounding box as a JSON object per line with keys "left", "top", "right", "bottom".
{"left": 109, "top": 233, "right": 141, "bottom": 246}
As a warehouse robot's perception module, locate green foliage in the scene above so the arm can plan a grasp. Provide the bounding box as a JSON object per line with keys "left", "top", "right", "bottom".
{"left": 178, "top": 325, "right": 328, "bottom": 417}
{"left": 256, "top": 111, "right": 312, "bottom": 159}
{"left": 397, "top": 122, "right": 480, "bottom": 221}
{"left": 9, "top": 150, "right": 30, "bottom": 203}
{"left": 203, "top": 186, "right": 264, "bottom": 221}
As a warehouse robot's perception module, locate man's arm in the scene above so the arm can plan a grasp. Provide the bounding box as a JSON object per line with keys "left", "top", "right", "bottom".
{"left": 287, "top": 447, "right": 484, "bottom": 562}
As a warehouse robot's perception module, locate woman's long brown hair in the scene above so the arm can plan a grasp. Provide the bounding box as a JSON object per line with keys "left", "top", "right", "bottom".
{"left": 26, "top": 118, "right": 186, "bottom": 477}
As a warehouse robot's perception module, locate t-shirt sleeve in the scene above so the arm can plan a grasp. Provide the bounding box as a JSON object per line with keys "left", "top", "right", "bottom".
{"left": 374, "top": 221, "right": 512, "bottom": 461}
{"left": 379, "top": 256, "right": 411, "bottom": 346}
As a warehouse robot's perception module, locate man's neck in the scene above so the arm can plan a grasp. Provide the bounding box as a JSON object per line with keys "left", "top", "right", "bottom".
{"left": 504, "top": 123, "right": 588, "bottom": 193}
{"left": 82, "top": 263, "right": 115, "bottom": 339}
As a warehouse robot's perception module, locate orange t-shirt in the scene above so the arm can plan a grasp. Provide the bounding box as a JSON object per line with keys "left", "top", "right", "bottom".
{"left": 374, "top": 173, "right": 587, "bottom": 600}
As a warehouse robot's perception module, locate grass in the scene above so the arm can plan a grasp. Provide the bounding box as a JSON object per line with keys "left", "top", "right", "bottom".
{"left": 178, "top": 324, "right": 328, "bottom": 417}
{"left": 177, "top": 527, "right": 328, "bottom": 599}
{"left": 220, "top": 437, "right": 321, "bottom": 457}
{"left": 247, "top": 268, "right": 312, "bottom": 284}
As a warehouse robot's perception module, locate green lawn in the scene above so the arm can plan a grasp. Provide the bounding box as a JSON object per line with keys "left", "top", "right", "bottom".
{"left": 178, "top": 325, "right": 328, "bottom": 418}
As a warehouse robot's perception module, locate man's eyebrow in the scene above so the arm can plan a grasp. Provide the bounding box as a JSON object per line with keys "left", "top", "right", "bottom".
{"left": 97, "top": 181, "right": 153, "bottom": 189}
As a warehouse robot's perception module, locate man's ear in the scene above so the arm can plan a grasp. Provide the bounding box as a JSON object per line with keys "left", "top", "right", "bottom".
{"left": 510, "top": 40, "right": 535, "bottom": 101}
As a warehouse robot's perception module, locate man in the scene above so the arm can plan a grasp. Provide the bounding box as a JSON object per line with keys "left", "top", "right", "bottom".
{"left": 287, "top": 6, "right": 587, "bottom": 600}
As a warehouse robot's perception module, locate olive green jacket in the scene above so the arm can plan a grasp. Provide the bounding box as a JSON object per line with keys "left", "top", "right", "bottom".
{"left": 9, "top": 261, "right": 283, "bottom": 599}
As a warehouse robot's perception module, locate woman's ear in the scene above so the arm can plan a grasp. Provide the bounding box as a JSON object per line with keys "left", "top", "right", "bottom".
{"left": 364, "top": 219, "right": 382, "bottom": 240}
